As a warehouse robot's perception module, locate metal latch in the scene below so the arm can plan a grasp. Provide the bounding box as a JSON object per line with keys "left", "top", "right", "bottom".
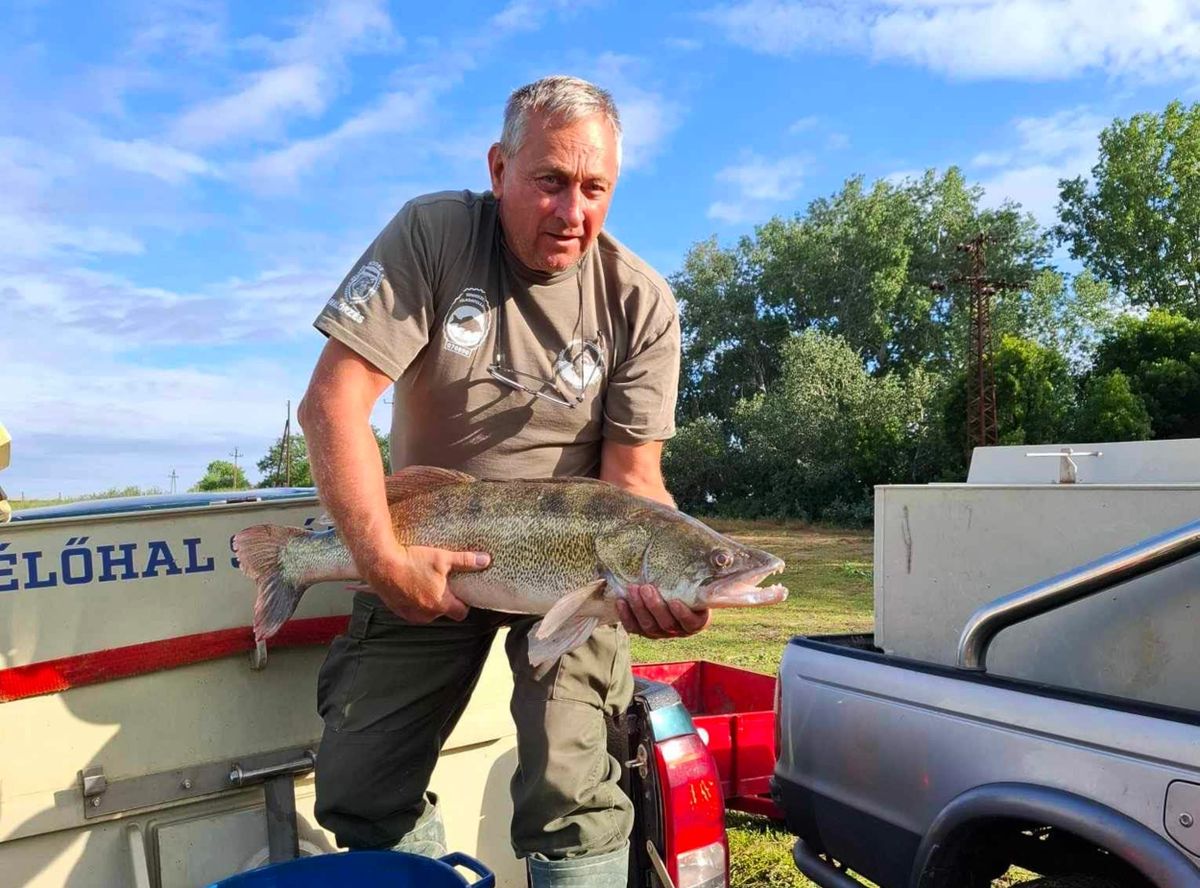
{"left": 625, "top": 744, "right": 649, "bottom": 779}
{"left": 80, "top": 766, "right": 108, "bottom": 808}
{"left": 1025, "top": 447, "right": 1102, "bottom": 483}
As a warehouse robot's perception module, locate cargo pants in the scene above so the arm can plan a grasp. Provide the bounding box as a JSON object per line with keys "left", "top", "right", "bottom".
{"left": 313, "top": 593, "right": 635, "bottom": 860}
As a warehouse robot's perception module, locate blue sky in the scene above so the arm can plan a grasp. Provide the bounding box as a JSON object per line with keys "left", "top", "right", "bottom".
{"left": 3, "top": 0, "right": 1199, "bottom": 497}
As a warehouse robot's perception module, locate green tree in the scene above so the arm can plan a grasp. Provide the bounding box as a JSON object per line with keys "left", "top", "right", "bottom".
{"left": 662, "top": 416, "right": 732, "bottom": 514}
{"left": 372, "top": 425, "right": 391, "bottom": 473}
{"left": 672, "top": 168, "right": 1083, "bottom": 428}
{"left": 731, "top": 331, "right": 938, "bottom": 522}
{"left": 1072, "top": 371, "right": 1152, "bottom": 442}
{"left": 257, "top": 435, "right": 311, "bottom": 488}
{"left": 190, "top": 460, "right": 249, "bottom": 492}
{"left": 1056, "top": 101, "right": 1200, "bottom": 317}
{"left": 1090, "top": 310, "right": 1200, "bottom": 438}
{"left": 941, "top": 336, "right": 1076, "bottom": 459}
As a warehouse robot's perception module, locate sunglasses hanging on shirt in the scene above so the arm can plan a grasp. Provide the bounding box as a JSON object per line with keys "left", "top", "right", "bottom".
{"left": 487, "top": 250, "right": 600, "bottom": 410}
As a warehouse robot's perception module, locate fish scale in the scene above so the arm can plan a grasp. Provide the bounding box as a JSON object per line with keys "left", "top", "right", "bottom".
{"left": 391, "top": 480, "right": 634, "bottom": 611}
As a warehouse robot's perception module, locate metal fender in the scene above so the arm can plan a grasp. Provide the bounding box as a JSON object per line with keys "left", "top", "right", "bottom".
{"left": 912, "top": 783, "right": 1200, "bottom": 888}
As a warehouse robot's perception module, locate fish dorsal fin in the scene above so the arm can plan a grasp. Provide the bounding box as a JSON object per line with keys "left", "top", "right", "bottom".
{"left": 385, "top": 465, "right": 475, "bottom": 503}
{"left": 536, "top": 579, "right": 607, "bottom": 640}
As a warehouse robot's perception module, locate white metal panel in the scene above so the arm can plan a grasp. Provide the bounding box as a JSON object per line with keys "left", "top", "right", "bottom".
{"left": 874, "top": 483, "right": 1200, "bottom": 709}
{"left": 967, "top": 437, "right": 1200, "bottom": 484}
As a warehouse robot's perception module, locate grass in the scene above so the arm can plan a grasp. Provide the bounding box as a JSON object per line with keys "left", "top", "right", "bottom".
{"left": 629, "top": 518, "right": 874, "bottom": 676}
{"left": 630, "top": 520, "right": 1032, "bottom": 888}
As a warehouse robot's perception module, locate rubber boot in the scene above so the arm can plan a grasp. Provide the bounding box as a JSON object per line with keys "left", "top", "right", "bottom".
{"left": 390, "top": 792, "right": 447, "bottom": 859}
{"left": 527, "top": 844, "right": 629, "bottom": 888}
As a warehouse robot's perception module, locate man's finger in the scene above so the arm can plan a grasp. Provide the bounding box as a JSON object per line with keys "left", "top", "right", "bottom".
{"left": 442, "top": 593, "right": 470, "bottom": 621}
{"left": 616, "top": 599, "right": 639, "bottom": 634}
{"left": 667, "top": 599, "right": 710, "bottom": 634}
{"left": 626, "top": 586, "right": 662, "bottom": 637}
{"left": 448, "top": 549, "right": 491, "bottom": 571}
{"left": 637, "top": 585, "right": 679, "bottom": 635}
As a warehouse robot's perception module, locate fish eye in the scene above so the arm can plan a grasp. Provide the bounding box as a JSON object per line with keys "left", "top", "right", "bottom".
{"left": 711, "top": 550, "right": 734, "bottom": 569}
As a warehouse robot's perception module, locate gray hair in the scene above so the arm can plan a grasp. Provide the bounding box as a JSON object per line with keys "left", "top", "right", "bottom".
{"left": 499, "top": 75, "right": 623, "bottom": 168}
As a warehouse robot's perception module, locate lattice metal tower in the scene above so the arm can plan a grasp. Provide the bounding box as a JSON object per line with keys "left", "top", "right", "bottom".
{"left": 958, "top": 234, "right": 1000, "bottom": 450}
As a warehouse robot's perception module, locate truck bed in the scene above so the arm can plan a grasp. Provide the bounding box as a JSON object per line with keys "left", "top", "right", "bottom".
{"left": 772, "top": 634, "right": 1200, "bottom": 887}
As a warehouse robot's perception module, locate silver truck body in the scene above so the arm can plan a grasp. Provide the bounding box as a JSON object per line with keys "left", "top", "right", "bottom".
{"left": 773, "top": 440, "right": 1200, "bottom": 887}
{"left": 774, "top": 635, "right": 1200, "bottom": 886}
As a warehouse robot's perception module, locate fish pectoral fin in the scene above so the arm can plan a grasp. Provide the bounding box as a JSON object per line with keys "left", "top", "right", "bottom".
{"left": 528, "top": 616, "right": 600, "bottom": 667}
{"left": 536, "top": 579, "right": 607, "bottom": 640}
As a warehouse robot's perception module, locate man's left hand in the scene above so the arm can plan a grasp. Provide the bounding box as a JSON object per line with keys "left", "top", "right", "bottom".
{"left": 617, "top": 584, "right": 711, "bottom": 639}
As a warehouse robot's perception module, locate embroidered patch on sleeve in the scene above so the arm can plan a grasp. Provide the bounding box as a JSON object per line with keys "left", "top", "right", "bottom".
{"left": 327, "top": 260, "right": 385, "bottom": 323}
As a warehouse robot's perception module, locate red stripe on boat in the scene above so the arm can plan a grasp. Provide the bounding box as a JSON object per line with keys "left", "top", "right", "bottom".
{"left": 0, "top": 616, "right": 349, "bottom": 703}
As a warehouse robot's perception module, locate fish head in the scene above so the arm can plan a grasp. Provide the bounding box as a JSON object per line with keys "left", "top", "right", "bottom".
{"left": 634, "top": 512, "right": 787, "bottom": 609}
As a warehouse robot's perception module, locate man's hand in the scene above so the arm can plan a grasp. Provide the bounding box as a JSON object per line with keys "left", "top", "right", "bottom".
{"left": 354, "top": 543, "right": 491, "bottom": 623}
{"left": 617, "top": 583, "right": 711, "bottom": 639}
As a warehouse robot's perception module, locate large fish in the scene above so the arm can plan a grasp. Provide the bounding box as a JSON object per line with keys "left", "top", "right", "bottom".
{"left": 234, "top": 465, "right": 788, "bottom": 665}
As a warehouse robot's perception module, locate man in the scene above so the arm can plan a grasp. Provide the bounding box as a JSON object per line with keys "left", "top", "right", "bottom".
{"left": 298, "top": 75, "right": 708, "bottom": 887}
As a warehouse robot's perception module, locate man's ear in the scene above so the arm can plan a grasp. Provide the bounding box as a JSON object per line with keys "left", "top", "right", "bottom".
{"left": 487, "top": 143, "right": 506, "bottom": 198}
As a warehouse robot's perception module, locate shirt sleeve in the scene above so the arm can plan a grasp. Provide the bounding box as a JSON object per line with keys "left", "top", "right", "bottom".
{"left": 313, "top": 201, "right": 437, "bottom": 381}
{"left": 602, "top": 286, "right": 681, "bottom": 444}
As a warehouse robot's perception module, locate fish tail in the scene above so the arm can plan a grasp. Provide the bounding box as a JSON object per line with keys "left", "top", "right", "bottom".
{"left": 233, "top": 524, "right": 311, "bottom": 642}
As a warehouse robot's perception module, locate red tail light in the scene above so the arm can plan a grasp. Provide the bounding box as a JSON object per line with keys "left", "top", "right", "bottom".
{"left": 654, "top": 733, "right": 729, "bottom": 888}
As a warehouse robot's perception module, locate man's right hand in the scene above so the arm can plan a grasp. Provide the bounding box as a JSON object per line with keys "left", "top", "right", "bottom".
{"left": 357, "top": 543, "right": 492, "bottom": 623}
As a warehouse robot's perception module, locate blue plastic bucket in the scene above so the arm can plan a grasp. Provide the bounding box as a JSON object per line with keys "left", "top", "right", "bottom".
{"left": 206, "top": 851, "right": 495, "bottom": 888}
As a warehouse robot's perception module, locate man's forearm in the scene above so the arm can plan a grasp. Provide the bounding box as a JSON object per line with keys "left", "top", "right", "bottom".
{"left": 298, "top": 392, "right": 395, "bottom": 576}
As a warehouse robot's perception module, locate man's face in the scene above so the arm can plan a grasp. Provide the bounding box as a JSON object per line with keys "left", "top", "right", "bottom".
{"left": 488, "top": 110, "right": 619, "bottom": 274}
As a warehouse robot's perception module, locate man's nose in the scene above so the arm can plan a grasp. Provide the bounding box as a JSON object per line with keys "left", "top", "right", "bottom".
{"left": 555, "top": 187, "right": 585, "bottom": 229}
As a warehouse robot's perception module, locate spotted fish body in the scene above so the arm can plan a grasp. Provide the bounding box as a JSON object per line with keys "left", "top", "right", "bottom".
{"left": 234, "top": 466, "right": 787, "bottom": 665}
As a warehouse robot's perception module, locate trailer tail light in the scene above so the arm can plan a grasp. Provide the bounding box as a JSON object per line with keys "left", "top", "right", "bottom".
{"left": 654, "top": 733, "right": 728, "bottom": 888}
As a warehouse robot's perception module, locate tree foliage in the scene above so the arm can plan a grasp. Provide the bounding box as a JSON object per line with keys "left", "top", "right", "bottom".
{"left": 257, "top": 435, "right": 311, "bottom": 488}
{"left": 1073, "top": 371, "right": 1152, "bottom": 442}
{"left": 190, "top": 460, "right": 249, "bottom": 492}
{"left": 1090, "top": 310, "right": 1200, "bottom": 439}
{"left": 666, "top": 331, "right": 939, "bottom": 523}
{"left": 671, "top": 168, "right": 1116, "bottom": 427}
{"left": 1057, "top": 100, "right": 1200, "bottom": 318}
{"left": 253, "top": 425, "right": 390, "bottom": 489}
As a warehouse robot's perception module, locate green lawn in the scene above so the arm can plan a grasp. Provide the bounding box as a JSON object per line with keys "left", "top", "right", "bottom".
{"left": 631, "top": 520, "right": 1031, "bottom": 888}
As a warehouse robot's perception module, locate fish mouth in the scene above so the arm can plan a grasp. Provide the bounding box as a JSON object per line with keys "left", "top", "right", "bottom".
{"left": 699, "top": 555, "right": 788, "bottom": 607}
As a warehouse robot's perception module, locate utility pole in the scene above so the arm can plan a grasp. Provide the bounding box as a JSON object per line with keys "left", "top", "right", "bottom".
{"left": 931, "top": 231, "right": 1028, "bottom": 455}
{"left": 168, "top": 469, "right": 178, "bottom": 494}
{"left": 229, "top": 447, "right": 243, "bottom": 490}
{"left": 283, "top": 401, "right": 293, "bottom": 487}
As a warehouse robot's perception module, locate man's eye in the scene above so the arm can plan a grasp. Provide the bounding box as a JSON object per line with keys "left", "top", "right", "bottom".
{"left": 537, "top": 175, "right": 561, "bottom": 189}
{"left": 585, "top": 183, "right": 607, "bottom": 196}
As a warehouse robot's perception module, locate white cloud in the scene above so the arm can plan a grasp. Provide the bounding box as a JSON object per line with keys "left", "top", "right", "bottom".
{"left": 237, "top": 88, "right": 432, "bottom": 189}
{"left": 708, "top": 152, "right": 807, "bottom": 222}
{"left": 703, "top": 0, "right": 1200, "bottom": 81}
{"left": 973, "top": 107, "right": 1106, "bottom": 224}
{"left": 789, "top": 115, "right": 819, "bottom": 133}
{"left": 170, "top": 0, "right": 398, "bottom": 148}
{"left": 0, "top": 216, "right": 144, "bottom": 259}
{"left": 591, "top": 53, "right": 685, "bottom": 171}
{"left": 171, "top": 63, "right": 329, "bottom": 147}
{"left": 91, "top": 137, "right": 218, "bottom": 183}
{"left": 2, "top": 356, "right": 316, "bottom": 497}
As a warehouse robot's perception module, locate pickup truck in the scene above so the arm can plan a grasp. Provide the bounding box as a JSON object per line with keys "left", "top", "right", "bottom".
{"left": 772, "top": 443, "right": 1200, "bottom": 888}
{"left": 0, "top": 424, "right": 728, "bottom": 888}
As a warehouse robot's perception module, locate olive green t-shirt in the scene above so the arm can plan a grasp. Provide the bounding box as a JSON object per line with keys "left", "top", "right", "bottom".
{"left": 314, "top": 190, "right": 680, "bottom": 480}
